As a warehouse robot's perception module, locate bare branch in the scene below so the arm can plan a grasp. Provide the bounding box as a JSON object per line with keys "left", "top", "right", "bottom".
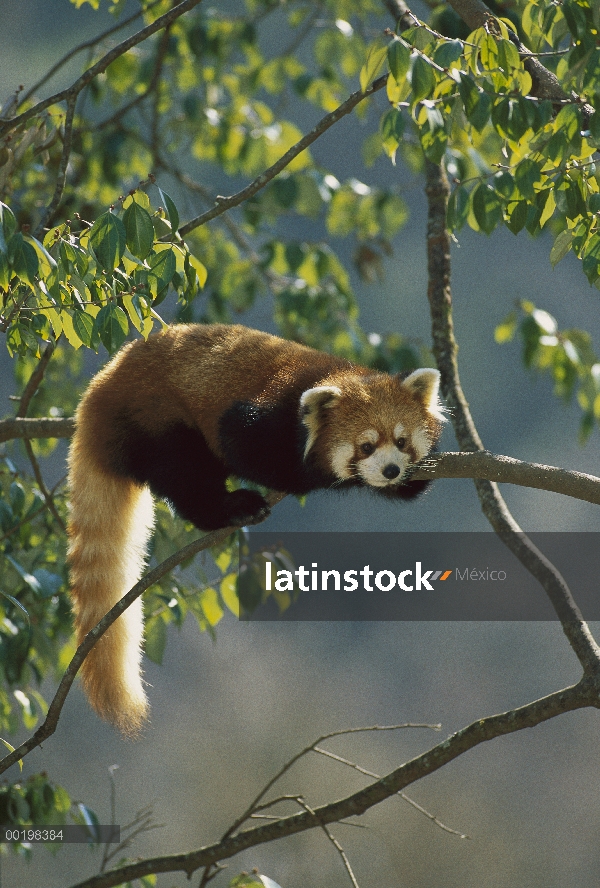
{"left": 64, "top": 680, "right": 599, "bottom": 888}
{"left": 13, "top": 341, "right": 66, "bottom": 529}
{"left": 0, "top": 0, "right": 204, "bottom": 139}
{"left": 96, "top": 23, "right": 172, "bottom": 133}
{"left": 0, "top": 416, "right": 74, "bottom": 443}
{"left": 15, "top": 340, "right": 55, "bottom": 418}
{"left": 313, "top": 746, "right": 468, "bottom": 838}
{"left": 424, "top": 159, "right": 600, "bottom": 674}
{"left": 411, "top": 452, "right": 600, "bottom": 506}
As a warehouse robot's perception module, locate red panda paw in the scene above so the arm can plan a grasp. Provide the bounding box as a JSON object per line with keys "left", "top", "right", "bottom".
{"left": 225, "top": 489, "right": 271, "bottom": 528}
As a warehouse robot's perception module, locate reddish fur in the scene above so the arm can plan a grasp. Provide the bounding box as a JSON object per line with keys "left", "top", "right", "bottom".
{"left": 68, "top": 324, "right": 442, "bottom": 733}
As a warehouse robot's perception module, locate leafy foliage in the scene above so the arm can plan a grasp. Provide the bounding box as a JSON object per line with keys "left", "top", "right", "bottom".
{"left": 1, "top": 0, "right": 600, "bottom": 880}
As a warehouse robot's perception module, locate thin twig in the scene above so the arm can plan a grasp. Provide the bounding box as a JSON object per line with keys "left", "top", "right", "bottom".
{"left": 22, "top": 440, "right": 66, "bottom": 531}
{"left": 0, "top": 0, "right": 204, "bottom": 139}
{"left": 314, "top": 747, "right": 468, "bottom": 838}
{"left": 15, "top": 340, "right": 55, "bottom": 418}
{"left": 97, "top": 22, "right": 172, "bottom": 132}
{"left": 176, "top": 72, "right": 388, "bottom": 237}
{"left": 62, "top": 679, "right": 599, "bottom": 888}
{"left": 18, "top": 2, "right": 163, "bottom": 107}
{"left": 35, "top": 91, "right": 78, "bottom": 236}
{"left": 296, "top": 797, "right": 361, "bottom": 888}
{"left": 220, "top": 723, "right": 440, "bottom": 842}
{"left": 14, "top": 341, "right": 66, "bottom": 530}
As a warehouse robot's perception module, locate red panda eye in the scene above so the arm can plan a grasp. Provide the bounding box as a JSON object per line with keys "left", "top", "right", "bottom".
{"left": 396, "top": 437, "right": 406, "bottom": 450}
{"left": 360, "top": 442, "right": 375, "bottom": 455}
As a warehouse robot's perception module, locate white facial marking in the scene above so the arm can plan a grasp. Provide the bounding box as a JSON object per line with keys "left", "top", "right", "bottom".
{"left": 393, "top": 422, "right": 405, "bottom": 440}
{"left": 358, "top": 429, "right": 379, "bottom": 446}
{"left": 357, "top": 445, "right": 410, "bottom": 488}
{"left": 330, "top": 443, "right": 355, "bottom": 480}
{"left": 411, "top": 429, "right": 431, "bottom": 461}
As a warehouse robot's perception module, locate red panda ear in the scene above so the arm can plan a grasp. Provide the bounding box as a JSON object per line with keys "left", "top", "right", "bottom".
{"left": 300, "top": 385, "right": 342, "bottom": 414}
{"left": 300, "top": 385, "right": 342, "bottom": 459}
{"left": 401, "top": 369, "right": 445, "bottom": 418}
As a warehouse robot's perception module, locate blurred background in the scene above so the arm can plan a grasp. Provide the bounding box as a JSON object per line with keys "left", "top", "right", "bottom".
{"left": 1, "top": 2, "right": 599, "bottom": 887}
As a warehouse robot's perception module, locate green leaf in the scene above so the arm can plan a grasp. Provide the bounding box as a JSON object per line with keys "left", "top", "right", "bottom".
{"left": 123, "top": 201, "right": 154, "bottom": 260}
{"left": 447, "top": 185, "right": 469, "bottom": 231}
{"left": 495, "top": 311, "right": 517, "bottom": 343}
{"left": 0, "top": 201, "right": 17, "bottom": 253}
{"left": 188, "top": 253, "right": 208, "bottom": 288}
{"left": 157, "top": 187, "right": 180, "bottom": 234}
{"left": 148, "top": 248, "right": 177, "bottom": 294}
{"left": 144, "top": 615, "right": 167, "bottom": 665}
{"left": 421, "top": 104, "right": 447, "bottom": 163}
{"left": 380, "top": 108, "right": 405, "bottom": 143}
{"left": 89, "top": 212, "right": 126, "bottom": 270}
{"left": 6, "top": 555, "right": 42, "bottom": 595}
{"left": 72, "top": 309, "right": 96, "bottom": 348}
{"left": 94, "top": 304, "right": 129, "bottom": 353}
{"left": 458, "top": 73, "right": 479, "bottom": 117}
{"left": 554, "top": 175, "right": 586, "bottom": 219}
{"left": 550, "top": 229, "right": 572, "bottom": 267}
{"left": 582, "top": 232, "right": 600, "bottom": 284}
{"left": 8, "top": 233, "right": 39, "bottom": 286}
{"left": 0, "top": 251, "right": 9, "bottom": 289}
{"left": 360, "top": 40, "right": 388, "bottom": 92}
{"left": 0, "top": 588, "right": 30, "bottom": 622}
{"left": 554, "top": 104, "right": 582, "bottom": 141}
{"left": 409, "top": 55, "right": 435, "bottom": 103}
{"left": 387, "top": 39, "right": 411, "bottom": 83}
{"left": 492, "top": 96, "right": 528, "bottom": 141}
{"left": 467, "top": 92, "right": 492, "bottom": 132}
{"left": 433, "top": 39, "right": 463, "bottom": 69}
{"left": 472, "top": 183, "right": 503, "bottom": 234}
{"left": 493, "top": 170, "right": 515, "bottom": 200}
{"left": 506, "top": 200, "right": 528, "bottom": 234}
{"left": 0, "top": 737, "right": 22, "bottom": 771}
{"left": 515, "top": 158, "right": 542, "bottom": 201}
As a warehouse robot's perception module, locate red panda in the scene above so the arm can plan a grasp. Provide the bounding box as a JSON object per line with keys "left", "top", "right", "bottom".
{"left": 67, "top": 323, "right": 444, "bottom": 733}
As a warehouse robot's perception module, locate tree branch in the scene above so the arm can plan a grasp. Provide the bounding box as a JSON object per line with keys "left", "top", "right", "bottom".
{"left": 65, "top": 678, "right": 599, "bottom": 888}
{"left": 411, "top": 451, "right": 600, "bottom": 506}
{"left": 424, "top": 159, "right": 600, "bottom": 673}
{"left": 18, "top": 1, "right": 163, "bottom": 108}
{"left": 0, "top": 0, "right": 204, "bottom": 139}
{"left": 2, "top": 416, "right": 600, "bottom": 505}
{"left": 177, "top": 73, "right": 388, "bottom": 237}
{"left": 446, "top": 0, "right": 594, "bottom": 118}
{"left": 0, "top": 416, "right": 74, "bottom": 443}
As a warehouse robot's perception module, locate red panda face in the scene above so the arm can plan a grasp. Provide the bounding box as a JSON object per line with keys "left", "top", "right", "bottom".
{"left": 300, "top": 368, "right": 444, "bottom": 489}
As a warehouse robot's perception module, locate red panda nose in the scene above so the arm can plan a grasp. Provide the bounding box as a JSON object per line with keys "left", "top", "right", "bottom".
{"left": 382, "top": 464, "right": 400, "bottom": 480}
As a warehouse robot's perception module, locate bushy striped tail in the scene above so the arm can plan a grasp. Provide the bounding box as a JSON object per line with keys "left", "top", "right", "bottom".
{"left": 67, "top": 435, "right": 154, "bottom": 736}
